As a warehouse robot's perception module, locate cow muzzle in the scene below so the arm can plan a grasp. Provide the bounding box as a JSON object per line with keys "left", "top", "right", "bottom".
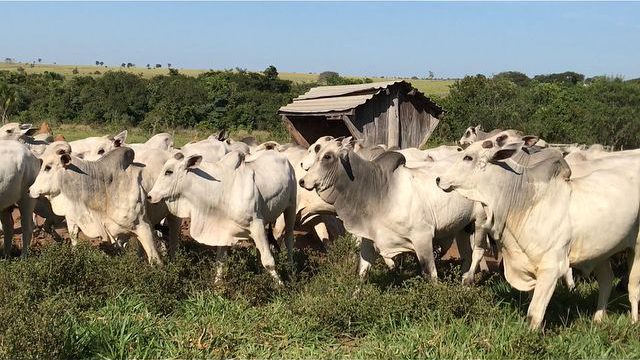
{"left": 435, "top": 177, "right": 454, "bottom": 192}
{"left": 298, "top": 177, "right": 316, "bottom": 191}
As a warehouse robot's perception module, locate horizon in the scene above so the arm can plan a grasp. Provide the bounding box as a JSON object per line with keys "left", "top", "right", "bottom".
{"left": 1, "top": 2, "right": 639, "bottom": 79}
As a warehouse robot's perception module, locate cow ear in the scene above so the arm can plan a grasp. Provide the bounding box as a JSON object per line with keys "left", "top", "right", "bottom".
{"left": 113, "top": 130, "right": 128, "bottom": 147}
{"left": 495, "top": 134, "right": 509, "bottom": 147}
{"left": 60, "top": 153, "right": 72, "bottom": 168}
{"left": 185, "top": 154, "right": 202, "bottom": 169}
{"left": 19, "top": 123, "right": 33, "bottom": 135}
{"left": 490, "top": 142, "right": 523, "bottom": 162}
{"left": 340, "top": 136, "right": 356, "bottom": 151}
{"left": 216, "top": 129, "right": 228, "bottom": 141}
{"left": 220, "top": 151, "right": 244, "bottom": 170}
{"left": 521, "top": 135, "right": 539, "bottom": 147}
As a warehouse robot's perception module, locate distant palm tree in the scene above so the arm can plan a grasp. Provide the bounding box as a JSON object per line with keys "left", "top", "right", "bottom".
{"left": 37, "top": 58, "right": 42, "bottom": 63}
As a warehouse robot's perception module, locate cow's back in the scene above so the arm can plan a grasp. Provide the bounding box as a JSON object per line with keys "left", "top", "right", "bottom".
{"left": 248, "top": 151, "right": 296, "bottom": 223}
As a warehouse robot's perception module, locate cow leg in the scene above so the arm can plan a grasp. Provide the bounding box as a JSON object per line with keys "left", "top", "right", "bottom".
{"left": 42, "top": 217, "right": 63, "bottom": 243}
{"left": 272, "top": 215, "right": 285, "bottom": 241}
{"left": 67, "top": 220, "right": 80, "bottom": 246}
{"left": 0, "top": 209, "right": 14, "bottom": 258}
{"left": 18, "top": 197, "right": 36, "bottom": 258}
{"left": 564, "top": 268, "right": 576, "bottom": 291}
{"left": 593, "top": 261, "right": 614, "bottom": 322}
{"left": 283, "top": 205, "right": 296, "bottom": 267}
{"left": 358, "top": 238, "right": 377, "bottom": 280}
{"left": 462, "top": 227, "right": 489, "bottom": 285}
{"left": 251, "top": 220, "right": 282, "bottom": 285}
{"left": 214, "top": 246, "right": 229, "bottom": 284}
{"left": 134, "top": 222, "right": 162, "bottom": 265}
{"left": 627, "top": 248, "right": 640, "bottom": 322}
{"left": 526, "top": 266, "right": 560, "bottom": 330}
{"left": 312, "top": 220, "right": 330, "bottom": 244}
{"left": 413, "top": 230, "right": 438, "bottom": 281}
{"left": 166, "top": 215, "right": 181, "bottom": 259}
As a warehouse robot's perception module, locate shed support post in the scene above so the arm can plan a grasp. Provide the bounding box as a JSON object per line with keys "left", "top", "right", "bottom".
{"left": 387, "top": 89, "right": 400, "bottom": 148}
{"left": 281, "top": 115, "right": 309, "bottom": 147}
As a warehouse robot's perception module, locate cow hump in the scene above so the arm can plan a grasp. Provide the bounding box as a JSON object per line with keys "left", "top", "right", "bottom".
{"left": 373, "top": 151, "right": 406, "bottom": 173}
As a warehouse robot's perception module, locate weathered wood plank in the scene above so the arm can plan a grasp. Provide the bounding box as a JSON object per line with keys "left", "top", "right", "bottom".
{"left": 342, "top": 115, "right": 363, "bottom": 140}
{"left": 387, "top": 89, "right": 400, "bottom": 147}
{"left": 282, "top": 115, "right": 309, "bottom": 147}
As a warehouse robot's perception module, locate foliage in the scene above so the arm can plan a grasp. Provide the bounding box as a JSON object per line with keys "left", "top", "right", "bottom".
{"left": 318, "top": 70, "right": 372, "bottom": 86}
{"left": 0, "top": 68, "right": 301, "bottom": 136}
{"left": 437, "top": 75, "right": 640, "bottom": 148}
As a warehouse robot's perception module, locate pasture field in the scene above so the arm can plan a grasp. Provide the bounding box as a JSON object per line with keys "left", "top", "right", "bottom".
{"left": 52, "top": 123, "right": 278, "bottom": 148}
{"left": 0, "top": 235, "right": 639, "bottom": 359}
{"left": 0, "top": 63, "right": 455, "bottom": 97}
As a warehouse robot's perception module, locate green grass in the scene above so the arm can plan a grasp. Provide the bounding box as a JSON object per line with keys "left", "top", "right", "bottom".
{"left": 0, "top": 63, "right": 455, "bottom": 97}
{"left": 1, "top": 235, "right": 639, "bottom": 359}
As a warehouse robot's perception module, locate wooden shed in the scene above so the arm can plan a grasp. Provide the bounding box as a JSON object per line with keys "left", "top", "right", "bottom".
{"left": 278, "top": 80, "right": 442, "bottom": 148}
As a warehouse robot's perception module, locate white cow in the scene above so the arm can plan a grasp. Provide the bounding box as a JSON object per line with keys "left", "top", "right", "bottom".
{"left": 181, "top": 138, "right": 230, "bottom": 163}
{"left": 299, "top": 138, "right": 488, "bottom": 283}
{"left": 128, "top": 133, "right": 174, "bottom": 152}
{"left": 437, "top": 140, "right": 640, "bottom": 329}
{"left": 0, "top": 140, "right": 41, "bottom": 257}
{"left": 69, "top": 130, "right": 128, "bottom": 161}
{"left": 147, "top": 150, "right": 297, "bottom": 284}
{"left": 29, "top": 147, "right": 162, "bottom": 263}
{"left": 254, "top": 141, "right": 342, "bottom": 244}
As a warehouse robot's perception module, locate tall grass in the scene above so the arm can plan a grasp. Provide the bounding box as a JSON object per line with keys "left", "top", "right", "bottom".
{"left": 0, "top": 236, "right": 639, "bottom": 359}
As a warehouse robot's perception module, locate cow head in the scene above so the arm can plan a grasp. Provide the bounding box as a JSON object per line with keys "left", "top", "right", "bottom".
{"left": 30, "top": 146, "right": 73, "bottom": 198}
{"left": 436, "top": 139, "right": 524, "bottom": 202}
{"left": 147, "top": 152, "right": 202, "bottom": 204}
{"left": 148, "top": 151, "right": 245, "bottom": 218}
{"left": 299, "top": 139, "right": 352, "bottom": 195}
{"left": 301, "top": 136, "right": 335, "bottom": 171}
{"left": 73, "top": 130, "right": 128, "bottom": 161}
{"left": 255, "top": 141, "right": 282, "bottom": 152}
{"left": 458, "top": 125, "right": 480, "bottom": 148}
{"left": 0, "top": 122, "right": 33, "bottom": 140}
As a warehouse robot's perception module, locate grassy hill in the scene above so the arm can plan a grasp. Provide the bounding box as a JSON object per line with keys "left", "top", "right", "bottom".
{"left": 0, "top": 63, "right": 455, "bottom": 97}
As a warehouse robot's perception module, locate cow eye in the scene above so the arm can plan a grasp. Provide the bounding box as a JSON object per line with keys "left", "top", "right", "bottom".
{"left": 463, "top": 156, "right": 473, "bottom": 161}
{"left": 165, "top": 170, "right": 173, "bottom": 176}
{"left": 97, "top": 149, "right": 105, "bottom": 155}
{"left": 323, "top": 154, "right": 332, "bottom": 160}
{"left": 44, "top": 165, "right": 51, "bottom": 172}
{"left": 6, "top": 129, "right": 12, "bottom": 134}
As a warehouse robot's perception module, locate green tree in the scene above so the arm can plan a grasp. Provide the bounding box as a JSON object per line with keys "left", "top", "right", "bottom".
{"left": 263, "top": 65, "right": 278, "bottom": 80}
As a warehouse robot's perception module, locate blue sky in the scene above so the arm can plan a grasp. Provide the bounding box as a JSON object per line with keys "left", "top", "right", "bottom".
{"left": 1, "top": 2, "right": 639, "bottom": 79}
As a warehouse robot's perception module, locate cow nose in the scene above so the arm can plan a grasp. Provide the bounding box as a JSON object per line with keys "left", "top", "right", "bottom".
{"left": 298, "top": 179, "right": 305, "bottom": 187}
{"left": 435, "top": 177, "right": 441, "bottom": 185}
{"left": 146, "top": 195, "right": 153, "bottom": 201}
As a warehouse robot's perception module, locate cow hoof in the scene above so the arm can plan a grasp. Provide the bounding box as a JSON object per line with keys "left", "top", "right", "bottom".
{"left": 461, "top": 274, "right": 475, "bottom": 286}
{"left": 593, "top": 311, "right": 606, "bottom": 323}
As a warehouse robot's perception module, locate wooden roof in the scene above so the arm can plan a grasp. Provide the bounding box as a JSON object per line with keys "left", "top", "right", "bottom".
{"left": 279, "top": 80, "right": 442, "bottom": 115}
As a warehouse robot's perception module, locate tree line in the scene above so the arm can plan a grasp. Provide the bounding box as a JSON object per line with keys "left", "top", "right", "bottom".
{"left": 434, "top": 72, "right": 640, "bottom": 149}
{"left": 1, "top": 66, "right": 640, "bottom": 148}
{"left": 0, "top": 66, "right": 375, "bottom": 139}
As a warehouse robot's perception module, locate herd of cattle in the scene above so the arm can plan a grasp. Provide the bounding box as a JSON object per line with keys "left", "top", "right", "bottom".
{"left": 1, "top": 121, "right": 639, "bottom": 329}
